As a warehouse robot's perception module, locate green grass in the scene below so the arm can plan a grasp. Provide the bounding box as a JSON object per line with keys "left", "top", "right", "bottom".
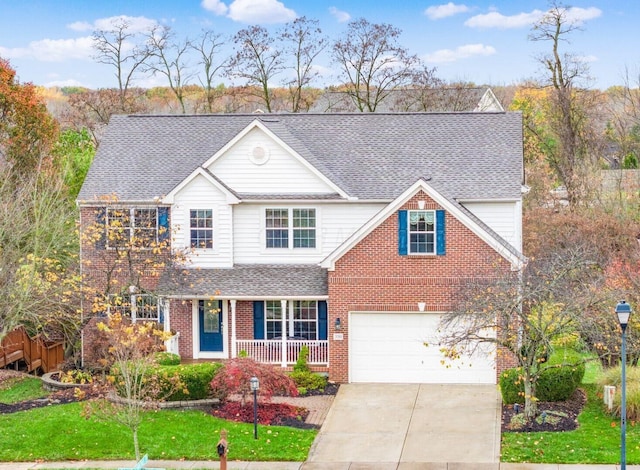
{"left": 0, "top": 376, "right": 49, "bottom": 403}
{"left": 0, "top": 401, "right": 316, "bottom": 462}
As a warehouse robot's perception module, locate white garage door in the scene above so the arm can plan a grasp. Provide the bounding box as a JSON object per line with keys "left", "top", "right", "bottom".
{"left": 349, "top": 312, "right": 496, "bottom": 384}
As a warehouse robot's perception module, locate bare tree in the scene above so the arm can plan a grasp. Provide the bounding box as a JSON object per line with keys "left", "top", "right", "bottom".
{"left": 191, "top": 30, "right": 228, "bottom": 113}
{"left": 146, "top": 25, "right": 194, "bottom": 114}
{"left": 227, "top": 25, "right": 284, "bottom": 113}
{"left": 92, "top": 18, "right": 153, "bottom": 109}
{"left": 440, "top": 243, "right": 603, "bottom": 420}
{"left": 279, "top": 17, "right": 328, "bottom": 113}
{"left": 529, "top": 1, "right": 601, "bottom": 208}
{"left": 331, "top": 18, "right": 421, "bottom": 112}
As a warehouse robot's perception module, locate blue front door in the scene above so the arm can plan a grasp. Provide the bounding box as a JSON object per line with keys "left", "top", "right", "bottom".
{"left": 199, "top": 300, "right": 223, "bottom": 352}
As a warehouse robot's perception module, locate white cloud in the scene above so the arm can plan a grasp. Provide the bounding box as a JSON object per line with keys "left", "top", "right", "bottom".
{"left": 0, "top": 36, "right": 94, "bottom": 62}
{"left": 329, "top": 6, "right": 351, "bottom": 23}
{"left": 465, "top": 6, "right": 601, "bottom": 30}
{"left": 67, "top": 21, "right": 94, "bottom": 32}
{"left": 424, "top": 3, "right": 469, "bottom": 20}
{"left": 227, "top": 0, "right": 296, "bottom": 24}
{"left": 425, "top": 43, "right": 496, "bottom": 63}
{"left": 44, "top": 78, "right": 87, "bottom": 88}
{"left": 201, "top": 0, "right": 229, "bottom": 16}
{"left": 565, "top": 7, "right": 602, "bottom": 25}
{"left": 465, "top": 10, "right": 543, "bottom": 29}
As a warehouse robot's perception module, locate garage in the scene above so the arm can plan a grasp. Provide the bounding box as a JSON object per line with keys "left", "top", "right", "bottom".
{"left": 349, "top": 312, "right": 496, "bottom": 384}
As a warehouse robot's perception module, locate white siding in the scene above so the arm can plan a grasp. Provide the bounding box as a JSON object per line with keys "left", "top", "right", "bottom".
{"left": 172, "top": 174, "right": 234, "bottom": 268}
{"left": 233, "top": 202, "right": 384, "bottom": 264}
{"left": 209, "top": 127, "right": 336, "bottom": 194}
{"left": 462, "top": 201, "right": 521, "bottom": 251}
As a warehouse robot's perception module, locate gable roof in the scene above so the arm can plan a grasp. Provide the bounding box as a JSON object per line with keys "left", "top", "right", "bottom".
{"left": 321, "top": 178, "right": 527, "bottom": 271}
{"left": 78, "top": 112, "right": 523, "bottom": 203}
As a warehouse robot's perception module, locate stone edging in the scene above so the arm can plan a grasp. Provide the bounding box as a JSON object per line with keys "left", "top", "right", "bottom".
{"left": 41, "top": 371, "right": 92, "bottom": 392}
{"left": 107, "top": 392, "right": 220, "bottom": 409}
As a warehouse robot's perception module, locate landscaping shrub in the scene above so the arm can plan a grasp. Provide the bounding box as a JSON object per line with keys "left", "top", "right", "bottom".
{"left": 157, "top": 362, "right": 222, "bottom": 401}
{"left": 293, "top": 346, "right": 310, "bottom": 373}
{"left": 500, "top": 350, "right": 585, "bottom": 404}
{"left": 289, "top": 371, "right": 327, "bottom": 394}
{"left": 210, "top": 357, "right": 298, "bottom": 404}
{"left": 154, "top": 352, "right": 181, "bottom": 366}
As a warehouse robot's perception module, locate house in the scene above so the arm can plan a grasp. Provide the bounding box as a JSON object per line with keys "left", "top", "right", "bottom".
{"left": 309, "top": 87, "right": 504, "bottom": 113}
{"left": 78, "top": 112, "right": 525, "bottom": 384}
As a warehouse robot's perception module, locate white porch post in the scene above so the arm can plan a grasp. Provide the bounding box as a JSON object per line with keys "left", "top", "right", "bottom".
{"left": 230, "top": 299, "right": 237, "bottom": 358}
{"left": 281, "top": 299, "right": 287, "bottom": 368}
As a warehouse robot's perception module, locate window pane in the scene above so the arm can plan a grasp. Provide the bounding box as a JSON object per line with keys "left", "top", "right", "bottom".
{"left": 408, "top": 210, "right": 435, "bottom": 254}
{"left": 190, "top": 209, "right": 213, "bottom": 248}
{"left": 266, "top": 301, "right": 283, "bottom": 339}
{"left": 266, "top": 209, "right": 289, "bottom": 248}
{"left": 107, "top": 209, "right": 131, "bottom": 247}
{"left": 134, "top": 209, "right": 157, "bottom": 248}
{"left": 293, "top": 209, "right": 316, "bottom": 248}
{"left": 293, "top": 229, "right": 316, "bottom": 248}
{"left": 292, "top": 301, "right": 317, "bottom": 340}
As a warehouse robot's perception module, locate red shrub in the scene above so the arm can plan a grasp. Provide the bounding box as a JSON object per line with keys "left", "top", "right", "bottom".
{"left": 211, "top": 401, "right": 308, "bottom": 426}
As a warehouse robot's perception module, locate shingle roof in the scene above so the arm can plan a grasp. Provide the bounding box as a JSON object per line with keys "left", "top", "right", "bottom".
{"left": 78, "top": 112, "right": 523, "bottom": 203}
{"left": 158, "top": 264, "right": 328, "bottom": 297}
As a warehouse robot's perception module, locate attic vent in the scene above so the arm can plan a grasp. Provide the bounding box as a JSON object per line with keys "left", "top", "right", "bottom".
{"left": 249, "top": 145, "right": 270, "bottom": 165}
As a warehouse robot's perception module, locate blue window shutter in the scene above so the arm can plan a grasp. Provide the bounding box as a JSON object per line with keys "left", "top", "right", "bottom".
{"left": 96, "top": 207, "right": 106, "bottom": 249}
{"left": 436, "top": 210, "right": 446, "bottom": 255}
{"left": 158, "top": 207, "right": 170, "bottom": 243}
{"left": 398, "top": 210, "right": 408, "bottom": 256}
{"left": 318, "top": 301, "right": 328, "bottom": 340}
{"left": 253, "top": 301, "right": 265, "bottom": 340}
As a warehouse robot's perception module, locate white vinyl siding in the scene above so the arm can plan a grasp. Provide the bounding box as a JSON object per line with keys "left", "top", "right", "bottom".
{"left": 233, "top": 202, "right": 384, "bottom": 264}
{"left": 208, "top": 128, "right": 336, "bottom": 195}
{"left": 462, "top": 201, "right": 521, "bottom": 251}
{"left": 172, "top": 174, "right": 233, "bottom": 268}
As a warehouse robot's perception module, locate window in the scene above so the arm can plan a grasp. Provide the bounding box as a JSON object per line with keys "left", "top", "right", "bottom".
{"left": 408, "top": 210, "right": 435, "bottom": 254}
{"left": 292, "top": 301, "right": 318, "bottom": 340}
{"left": 190, "top": 209, "right": 213, "bottom": 249}
{"left": 265, "top": 208, "right": 316, "bottom": 249}
{"left": 265, "top": 301, "right": 283, "bottom": 339}
{"left": 106, "top": 207, "right": 159, "bottom": 248}
{"left": 107, "top": 293, "right": 159, "bottom": 322}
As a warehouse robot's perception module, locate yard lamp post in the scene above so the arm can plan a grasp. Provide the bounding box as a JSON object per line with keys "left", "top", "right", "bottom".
{"left": 250, "top": 376, "right": 260, "bottom": 440}
{"left": 616, "top": 300, "right": 632, "bottom": 470}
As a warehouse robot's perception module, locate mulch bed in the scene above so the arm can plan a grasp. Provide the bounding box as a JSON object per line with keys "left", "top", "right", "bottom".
{"left": 501, "top": 388, "right": 587, "bottom": 433}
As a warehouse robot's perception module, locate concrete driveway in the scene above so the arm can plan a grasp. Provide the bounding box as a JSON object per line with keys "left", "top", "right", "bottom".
{"left": 303, "top": 383, "right": 501, "bottom": 468}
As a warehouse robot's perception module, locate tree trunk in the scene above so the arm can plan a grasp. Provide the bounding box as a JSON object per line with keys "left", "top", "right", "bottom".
{"left": 133, "top": 427, "right": 140, "bottom": 461}
{"left": 523, "top": 372, "right": 538, "bottom": 420}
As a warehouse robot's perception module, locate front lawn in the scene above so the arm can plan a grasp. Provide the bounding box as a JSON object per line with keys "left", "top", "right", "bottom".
{"left": 0, "top": 400, "right": 316, "bottom": 462}
{"left": 501, "top": 355, "right": 638, "bottom": 464}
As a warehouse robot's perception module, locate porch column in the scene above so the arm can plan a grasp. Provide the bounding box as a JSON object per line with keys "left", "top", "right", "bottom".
{"left": 281, "top": 299, "right": 287, "bottom": 368}
{"left": 230, "top": 299, "right": 237, "bottom": 358}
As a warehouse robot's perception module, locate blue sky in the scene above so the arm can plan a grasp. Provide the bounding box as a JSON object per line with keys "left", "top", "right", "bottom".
{"left": 0, "top": 0, "right": 637, "bottom": 90}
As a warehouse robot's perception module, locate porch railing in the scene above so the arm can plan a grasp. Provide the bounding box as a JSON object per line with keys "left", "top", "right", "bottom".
{"left": 235, "top": 339, "right": 328, "bottom": 365}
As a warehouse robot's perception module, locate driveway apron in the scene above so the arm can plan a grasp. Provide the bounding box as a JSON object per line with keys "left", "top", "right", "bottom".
{"left": 305, "top": 383, "right": 501, "bottom": 466}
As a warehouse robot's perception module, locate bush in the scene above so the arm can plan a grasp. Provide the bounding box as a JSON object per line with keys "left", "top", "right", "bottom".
{"left": 293, "top": 346, "right": 310, "bottom": 373}
{"left": 289, "top": 371, "right": 327, "bottom": 393}
{"left": 210, "top": 357, "right": 298, "bottom": 404}
{"left": 158, "top": 362, "right": 223, "bottom": 401}
{"left": 154, "top": 352, "right": 181, "bottom": 366}
{"left": 500, "top": 351, "right": 585, "bottom": 404}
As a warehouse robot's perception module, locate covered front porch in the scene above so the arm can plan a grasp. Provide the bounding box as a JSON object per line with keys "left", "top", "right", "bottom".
{"left": 160, "top": 263, "right": 331, "bottom": 370}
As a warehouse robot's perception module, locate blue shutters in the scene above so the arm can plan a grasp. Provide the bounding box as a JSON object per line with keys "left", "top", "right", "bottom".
{"left": 436, "top": 209, "right": 446, "bottom": 256}
{"left": 318, "top": 301, "right": 328, "bottom": 340}
{"left": 398, "top": 210, "right": 408, "bottom": 256}
{"left": 253, "top": 301, "right": 265, "bottom": 339}
{"left": 158, "top": 207, "right": 170, "bottom": 243}
{"left": 96, "top": 207, "right": 106, "bottom": 249}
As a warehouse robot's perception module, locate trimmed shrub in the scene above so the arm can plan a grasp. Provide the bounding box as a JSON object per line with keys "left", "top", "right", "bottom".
{"left": 154, "top": 352, "right": 181, "bottom": 366}
{"left": 500, "top": 350, "right": 585, "bottom": 404}
{"left": 289, "top": 371, "right": 327, "bottom": 394}
{"left": 158, "top": 362, "right": 223, "bottom": 401}
{"left": 293, "top": 346, "right": 310, "bottom": 373}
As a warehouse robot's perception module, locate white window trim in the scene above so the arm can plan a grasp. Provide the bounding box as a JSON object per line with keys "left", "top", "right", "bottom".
{"left": 408, "top": 209, "right": 436, "bottom": 256}
{"left": 263, "top": 207, "right": 319, "bottom": 252}
{"left": 106, "top": 207, "right": 159, "bottom": 250}
{"left": 106, "top": 293, "right": 160, "bottom": 322}
{"left": 265, "top": 300, "right": 319, "bottom": 340}
{"left": 189, "top": 208, "right": 214, "bottom": 250}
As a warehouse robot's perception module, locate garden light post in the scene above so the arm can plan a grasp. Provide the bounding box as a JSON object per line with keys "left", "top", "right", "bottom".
{"left": 616, "top": 300, "right": 632, "bottom": 470}
{"left": 250, "top": 376, "right": 259, "bottom": 440}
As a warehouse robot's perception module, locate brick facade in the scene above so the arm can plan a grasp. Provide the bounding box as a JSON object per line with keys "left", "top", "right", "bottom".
{"left": 327, "top": 191, "right": 513, "bottom": 383}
